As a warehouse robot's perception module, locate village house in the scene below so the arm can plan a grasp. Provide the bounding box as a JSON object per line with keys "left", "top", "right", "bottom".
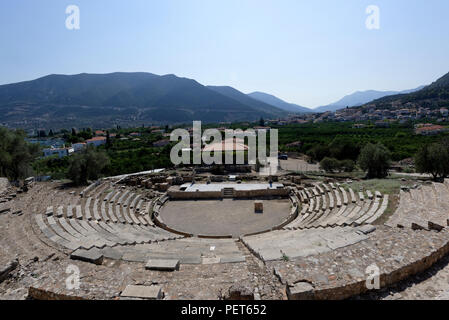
{"left": 43, "top": 146, "right": 74, "bottom": 158}
{"left": 72, "top": 142, "right": 87, "bottom": 152}
{"left": 86, "top": 136, "right": 107, "bottom": 147}
{"left": 94, "top": 130, "right": 106, "bottom": 136}
{"left": 415, "top": 124, "right": 448, "bottom": 135}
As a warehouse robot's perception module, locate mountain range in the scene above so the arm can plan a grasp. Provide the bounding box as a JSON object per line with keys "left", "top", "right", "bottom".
{"left": 313, "top": 86, "right": 426, "bottom": 112}
{"left": 0, "top": 71, "right": 447, "bottom": 130}
{"left": 366, "top": 72, "right": 449, "bottom": 109}
{"left": 247, "top": 92, "right": 311, "bottom": 113}
{"left": 0, "top": 72, "right": 288, "bottom": 129}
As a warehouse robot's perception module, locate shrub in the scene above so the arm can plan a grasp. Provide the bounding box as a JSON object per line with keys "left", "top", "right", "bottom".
{"left": 320, "top": 157, "right": 340, "bottom": 173}
{"left": 340, "top": 159, "right": 355, "bottom": 172}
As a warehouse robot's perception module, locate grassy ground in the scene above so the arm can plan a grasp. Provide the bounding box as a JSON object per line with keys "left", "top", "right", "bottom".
{"left": 304, "top": 171, "right": 367, "bottom": 180}
{"left": 376, "top": 193, "right": 399, "bottom": 225}
{"left": 389, "top": 172, "right": 432, "bottom": 181}
{"left": 343, "top": 179, "right": 401, "bottom": 196}
{"left": 341, "top": 178, "right": 402, "bottom": 225}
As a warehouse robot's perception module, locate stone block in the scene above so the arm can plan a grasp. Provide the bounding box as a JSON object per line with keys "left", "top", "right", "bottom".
{"left": 202, "top": 257, "right": 221, "bottom": 264}
{"left": 121, "top": 285, "right": 163, "bottom": 300}
{"left": 145, "top": 259, "right": 180, "bottom": 271}
{"left": 254, "top": 200, "right": 263, "bottom": 213}
{"left": 45, "top": 206, "right": 54, "bottom": 216}
{"left": 357, "top": 224, "right": 377, "bottom": 235}
{"left": 288, "top": 281, "right": 315, "bottom": 300}
{"left": 70, "top": 248, "right": 104, "bottom": 265}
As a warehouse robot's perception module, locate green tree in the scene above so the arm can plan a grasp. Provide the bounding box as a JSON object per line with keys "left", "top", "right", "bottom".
{"left": 38, "top": 130, "right": 46, "bottom": 138}
{"left": 357, "top": 143, "right": 391, "bottom": 178}
{"left": 306, "top": 145, "right": 330, "bottom": 162}
{"left": 340, "top": 159, "right": 355, "bottom": 172}
{"left": 328, "top": 136, "right": 360, "bottom": 161}
{"left": 106, "top": 131, "right": 112, "bottom": 149}
{"left": 415, "top": 142, "right": 449, "bottom": 181}
{"left": 78, "top": 129, "right": 93, "bottom": 141}
{"left": 320, "top": 157, "right": 340, "bottom": 173}
{"left": 67, "top": 146, "right": 110, "bottom": 185}
{"left": 0, "top": 127, "right": 40, "bottom": 180}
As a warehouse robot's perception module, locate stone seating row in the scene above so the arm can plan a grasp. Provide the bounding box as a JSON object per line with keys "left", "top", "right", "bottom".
{"left": 386, "top": 181, "right": 449, "bottom": 231}
{"left": 284, "top": 185, "right": 387, "bottom": 230}
{"left": 96, "top": 238, "right": 246, "bottom": 265}
{"left": 241, "top": 225, "right": 373, "bottom": 262}
{"left": 79, "top": 180, "right": 104, "bottom": 198}
{"left": 34, "top": 212, "right": 182, "bottom": 252}
{"left": 45, "top": 187, "right": 155, "bottom": 227}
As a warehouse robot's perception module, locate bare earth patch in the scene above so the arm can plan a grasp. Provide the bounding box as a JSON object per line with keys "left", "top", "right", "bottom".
{"left": 160, "top": 198, "right": 291, "bottom": 237}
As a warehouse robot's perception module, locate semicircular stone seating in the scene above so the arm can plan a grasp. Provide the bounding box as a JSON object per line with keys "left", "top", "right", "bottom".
{"left": 34, "top": 180, "right": 245, "bottom": 265}
{"left": 283, "top": 182, "right": 389, "bottom": 230}
{"left": 31, "top": 177, "right": 449, "bottom": 299}
{"left": 385, "top": 180, "right": 449, "bottom": 231}
{"left": 239, "top": 182, "right": 388, "bottom": 263}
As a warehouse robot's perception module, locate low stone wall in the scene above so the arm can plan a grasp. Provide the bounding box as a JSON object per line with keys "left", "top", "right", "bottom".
{"left": 152, "top": 213, "right": 193, "bottom": 237}
{"left": 28, "top": 287, "right": 85, "bottom": 300}
{"left": 168, "top": 188, "right": 288, "bottom": 200}
{"left": 168, "top": 191, "right": 223, "bottom": 200}
{"left": 294, "top": 238, "right": 449, "bottom": 300}
{"left": 272, "top": 204, "right": 298, "bottom": 231}
{"left": 152, "top": 199, "right": 193, "bottom": 237}
{"left": 234, "top": 189, "right": 288, "bottom": 199}
{"left": 269, "top": 227, "right": 449, "bottom": 300}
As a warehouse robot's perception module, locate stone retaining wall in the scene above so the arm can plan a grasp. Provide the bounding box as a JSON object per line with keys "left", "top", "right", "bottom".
{"left": 290, "top": 238, "right": 449, "bottom": 300}
{"left": 234, "top": 189, "right": 289, "bottom": 198}
{"left": 168, "top": 191, "right": 222, "bottom": 200}
{"left": 270, "top": 227, "right": 449, "bottom": 300}
{"left": 168, "top": 188, "right": 288, "bottom": 200}
{"left": 152, "top": 211, "right": 193, "bottom": 237}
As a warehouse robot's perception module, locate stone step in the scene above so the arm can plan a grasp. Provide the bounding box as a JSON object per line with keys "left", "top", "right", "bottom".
{"left": 35, "top": 214, "right": 80, "bottom": 251}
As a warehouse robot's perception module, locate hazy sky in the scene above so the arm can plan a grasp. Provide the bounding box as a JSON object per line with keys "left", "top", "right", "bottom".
{"left": 1, "top": 0, "right": 449, "bottom": 108}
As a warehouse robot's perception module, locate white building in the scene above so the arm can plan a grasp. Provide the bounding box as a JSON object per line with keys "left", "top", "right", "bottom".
{"left": 72, "top": 142, "right": 87, "bottom": 152}
{"left": 43, "top": 147, "right": 74, "bottom": 158}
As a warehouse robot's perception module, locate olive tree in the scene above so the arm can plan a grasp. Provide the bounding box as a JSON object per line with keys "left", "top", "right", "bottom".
{"left": 357, "top": 143, "right": 391, "bottom": 178}
{"left": 0, "top": 127, "right": 40, "bottom": 181}
{"left": 67, "top": 146, "right": 110, "bottom": 185}
{"left": 415, "top": 142, "right": 449, "bottom": 181}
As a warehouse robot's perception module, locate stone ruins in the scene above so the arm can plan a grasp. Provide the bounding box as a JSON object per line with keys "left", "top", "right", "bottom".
{"left": 1, "top": 171, "right": 449, "bottom": 300}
